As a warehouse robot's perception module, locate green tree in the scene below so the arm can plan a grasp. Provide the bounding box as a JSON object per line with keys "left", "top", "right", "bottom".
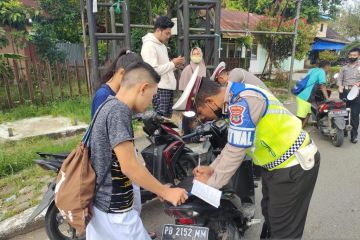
{"left": 0, "top": 0, "right": 32, "bottom": 54}
{"left": 256, "top": 16, "right": 316, "bottom": 70}
{"left": 0, "top": 27, "right": 8, "bottom": 47}
{"left": 319, "top": 50, "right": 338, "bottom": 63}
{"left": 31, "top": 0, "right": 81, "bottom": 61}
{"left": 221, "top": 0, "right": 343, "bottom": 23}
{"left": 330, "top": 3, "right": 360, "bottom": 40}
{"left": 340, "top": 40, "right": 360, "bottom": 57}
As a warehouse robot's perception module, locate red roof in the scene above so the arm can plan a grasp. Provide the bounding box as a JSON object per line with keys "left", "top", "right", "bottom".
{"left": 21, "top": 0, "right": 39, "bottom": 9}
{"left": 221, "top": 9, "right": 266, "bottom": 37}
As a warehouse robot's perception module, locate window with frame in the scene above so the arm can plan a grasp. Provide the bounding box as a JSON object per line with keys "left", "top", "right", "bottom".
{"left": 251, "top": 42, "right": 258, "bottom": 60}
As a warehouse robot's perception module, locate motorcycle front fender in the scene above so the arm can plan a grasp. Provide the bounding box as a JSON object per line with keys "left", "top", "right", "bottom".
{"left": 26, "top": 179, "right": 55, "bottom": 224}
{"left": 333, "top": 117, "right": 346, "bottom": 130}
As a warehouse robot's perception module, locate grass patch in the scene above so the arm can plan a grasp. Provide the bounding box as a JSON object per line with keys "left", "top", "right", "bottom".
{"left": 0, "top": 134, "right": 83, "bottom": 178}
{"left": 0, "top": 96, "right": 92, "bottom": 124}
{"left": 0, "top": 165, "right": 54, "bottom": 221}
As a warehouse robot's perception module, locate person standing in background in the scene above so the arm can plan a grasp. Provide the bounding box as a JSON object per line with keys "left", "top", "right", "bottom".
{"left": 141, "top": 16, "right": 184, "bottom": 118}
{"left": 337, "top": 48, "right": 360, "bottom": 143}
{"left": 178, "top": 47, "right": 207, "bottom": 91}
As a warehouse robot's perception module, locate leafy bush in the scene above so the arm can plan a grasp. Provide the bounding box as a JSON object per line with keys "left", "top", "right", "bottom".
{"left": 340, "top": 40, "right": 360, "bottom": 57}
{"left": 256, "top": 17, "right": 316, "bottom": 68}
{"left": 319, "top": 50, "right": 338, "bottom": 63}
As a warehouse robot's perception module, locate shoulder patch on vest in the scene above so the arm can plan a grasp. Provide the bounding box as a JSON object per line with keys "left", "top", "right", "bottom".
{"left": 229, "top": 105, "right": 245, "bottom": 125}
{"left": 227, "top": 99, "right": 256, "bottom": 148}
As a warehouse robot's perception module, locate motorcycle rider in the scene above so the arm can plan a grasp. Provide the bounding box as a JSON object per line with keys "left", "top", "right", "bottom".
{"left": 337, "top": 47, "right": 360, "bottom": 143}
{"left": 192, "top": 78, "right": 320, "bottom": 239}
{"left": 296, "top": 60, "right": 331, "bottom": 128}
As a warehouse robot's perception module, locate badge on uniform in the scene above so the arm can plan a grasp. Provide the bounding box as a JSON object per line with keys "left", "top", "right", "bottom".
{"left": 229, "top": 105, "right": 245, "bottom": 125}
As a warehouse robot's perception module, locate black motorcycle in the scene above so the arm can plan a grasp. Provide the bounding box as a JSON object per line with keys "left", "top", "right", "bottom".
{"left": 162, "top": 120, "right": 259, "bottom": 240}
{"left": 26, "top": 112, "right": 215, "bottom": 240}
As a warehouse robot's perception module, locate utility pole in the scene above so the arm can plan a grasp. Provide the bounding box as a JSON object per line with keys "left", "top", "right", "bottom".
{"left": 287, "top": 0, "right": 302, "bottom": 96}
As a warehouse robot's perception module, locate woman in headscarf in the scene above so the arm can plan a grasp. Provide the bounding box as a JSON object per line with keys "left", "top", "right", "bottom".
{"left": 178, "top": 47, "right": 207, "bottom": 91}
{"left": 178, "top": 48, "right": 206, "bottom": 135}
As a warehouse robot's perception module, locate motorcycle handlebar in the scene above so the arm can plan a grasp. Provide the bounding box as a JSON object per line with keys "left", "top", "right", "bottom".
{"left": 181, "top": 131, "right": 199, "bottom": 140}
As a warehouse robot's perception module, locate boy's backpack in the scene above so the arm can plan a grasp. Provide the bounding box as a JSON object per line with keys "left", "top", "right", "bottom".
{"left": 292, "top": 69, "right": 322, "bottom": 96}
{"left": 54, "top": 99, "right": 113, "bottom": 235}
{"left": 292, "top": 74, "right": 311, "bottom": 95}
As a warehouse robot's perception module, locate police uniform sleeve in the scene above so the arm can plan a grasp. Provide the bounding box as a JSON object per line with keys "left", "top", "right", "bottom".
{"left": 337, "top": 67, "right": 344, "bottom": 87}
{"left": 207, "top": 90, "right": 267, "bottom": 189}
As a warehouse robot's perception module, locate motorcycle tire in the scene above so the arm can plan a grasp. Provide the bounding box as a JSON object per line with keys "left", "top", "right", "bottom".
{"left": 175, "top": 154, "right": 197, "bottom": 181}
{"left": 331, "top": 127, "right": 344, "bottom": 147}
{"left": 45, "top": 203, "right": 85, "bottom": 240}
{"left": 207, "top": 221, "right": 241, "bottom": 240}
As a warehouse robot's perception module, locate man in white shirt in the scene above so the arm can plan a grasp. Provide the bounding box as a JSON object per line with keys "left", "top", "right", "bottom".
{"left": 141, "top": 16, "right": 184, "bottom": 118}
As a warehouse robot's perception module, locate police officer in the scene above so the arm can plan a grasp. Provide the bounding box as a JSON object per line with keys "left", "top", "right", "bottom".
{"left": 210, "top": 61, "right": 269, "bottom": 90}
{"left": 191, "top": 78, "right": 320, "bottom": 239}
{"left": 337, "top": 47, "right": 360, "bottom": 143}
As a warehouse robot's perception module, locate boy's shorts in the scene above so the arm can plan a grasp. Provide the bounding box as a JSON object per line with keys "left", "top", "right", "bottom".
{"left": 296, "top": 97, "right": 311, "bottom": 118}
{"left": 86, "top": 207, "right": 151, "bottom": 240}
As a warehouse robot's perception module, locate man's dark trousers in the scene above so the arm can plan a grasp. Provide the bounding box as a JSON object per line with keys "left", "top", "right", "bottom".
{"left": 340, "top": 90, "right": 360, "bottom": 139}
{"left": 260, "top": 152, "right": 320, "bottom": 239}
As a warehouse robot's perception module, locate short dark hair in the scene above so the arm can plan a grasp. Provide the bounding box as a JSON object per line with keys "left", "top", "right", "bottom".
{"left": 121, "top": 61, "right": 161, "bottom": 87}
{"left": 154, "top": 16, "right": 174, "bottom": 31}
{"left": 100, "top": 49, "right": 143, "bottom": 84}
{"left": 195, "top": 78, "right": 222, "bottom": 107}
{"left": 349, "top": 47, "right": 360, "bottom": 55}
{"left": 318, "top": 60, "right": 331, "bottom": 68}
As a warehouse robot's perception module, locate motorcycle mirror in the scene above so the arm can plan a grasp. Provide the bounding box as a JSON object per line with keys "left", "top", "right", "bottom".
{"left": 183, "top": 111, "right": 196, "bottom": 118}
{"left": 214, "top": 120, "right": 227, "bottom": 128}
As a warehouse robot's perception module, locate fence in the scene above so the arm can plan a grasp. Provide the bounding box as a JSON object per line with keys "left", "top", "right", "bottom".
{"left": 1, "top": 58, "right": 91, "bottom": 110}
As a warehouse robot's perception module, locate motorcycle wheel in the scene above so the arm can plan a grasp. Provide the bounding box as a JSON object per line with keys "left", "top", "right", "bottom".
{"left": 207, "top": 221, "right": 241, "bottom": 240}
{"left": 175, "top": 154, "right": 197, "bottom": 180}
{"left": 45, "top": 203, "right": 85, "bottom": 240}
{"left": 331, "top": 127, "right": 344, "bottom": 147}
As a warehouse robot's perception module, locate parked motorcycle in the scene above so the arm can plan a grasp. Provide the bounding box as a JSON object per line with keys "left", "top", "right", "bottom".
{"left": 311, "top": 88, "right": 352, "bottom": 147}
{"left": 162, "top": 119, "right": 258, "bottom": 240}
{"left": 26, "top": 112, "right": 215, "bottom": 240}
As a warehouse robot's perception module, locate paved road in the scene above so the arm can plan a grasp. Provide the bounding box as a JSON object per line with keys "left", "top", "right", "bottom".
{"left": 10, "top": 103, "right": 360, "bottom": 240}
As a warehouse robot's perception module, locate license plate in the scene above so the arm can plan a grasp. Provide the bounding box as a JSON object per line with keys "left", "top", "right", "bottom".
{"left": 161, "top": 224, "right": 209, "bottom": 240}
{"left": 329, "top": 110, "right": 348, "bottom": 117}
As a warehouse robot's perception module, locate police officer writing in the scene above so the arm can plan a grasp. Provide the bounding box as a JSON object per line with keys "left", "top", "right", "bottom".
{"left": 192, "top": 78, "right": 320, "bottom": 239}
{"left": 337, "top": 47, "right": 360, "bottom": 143}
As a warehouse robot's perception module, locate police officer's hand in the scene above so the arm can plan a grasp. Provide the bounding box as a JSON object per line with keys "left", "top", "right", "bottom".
{"left": 195, "top": 174, "right": 210, "bottom": 184}
{"left": 192, "top": 166, "right": 214, "bottom": 178}
{"left": 162, "top": 187, "right": 188, "bottom": 206}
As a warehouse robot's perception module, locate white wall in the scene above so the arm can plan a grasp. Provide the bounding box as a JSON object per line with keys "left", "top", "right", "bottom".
{"left": 249, "top": 44, "right": 305, "bottom": 74}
